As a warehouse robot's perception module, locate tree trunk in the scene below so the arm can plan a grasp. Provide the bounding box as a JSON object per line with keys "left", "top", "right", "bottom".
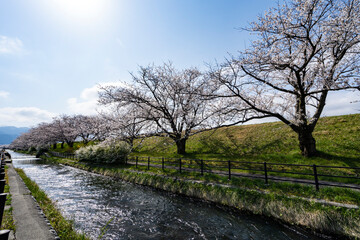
{"left": 67, "top": 141, "right": 74, "bottom": 148}
{"left": 61, "top": 142, "right": 64, "bottom": 149}
{"left": 175, "top": 138, "right": 187, "bottom": 154}
{"left": 298, "top": 129, "right": 317, "bottom": 157}
{"left": 126, "top": 138, "right": 134, "bottom": 150}
{"left": 53, "top": 143, "right": 57, "bottom": 149}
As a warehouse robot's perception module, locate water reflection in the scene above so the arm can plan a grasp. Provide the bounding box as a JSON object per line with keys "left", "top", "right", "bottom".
{"left": 10, "top": 150, "right": 321, "bottom": 240}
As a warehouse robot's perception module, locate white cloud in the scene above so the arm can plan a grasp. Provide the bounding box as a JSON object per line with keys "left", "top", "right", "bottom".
{"left": 0, "top": 91, "right": 9, "bottom": 99}
{"left": 0, "top": 107, "right": 56, "bottom": 127}
{"left": 322, "top": 91, "right": 360, "bottom": 116}
{"left": 67, "top": 82, "right": 126, "bottom": 115}
{"left": 243, "top": 91, "right": 360, "bottom": 125}
{"left": 0, "top": 36, "right": 24, "bottom": 55}
{"left": 67, "top": 85, "right": 99, "bottom": 115}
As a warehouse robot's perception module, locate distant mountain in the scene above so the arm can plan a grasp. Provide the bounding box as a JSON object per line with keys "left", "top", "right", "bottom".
{"left": 0, "top": 126, "right": 29, "bottom": 144}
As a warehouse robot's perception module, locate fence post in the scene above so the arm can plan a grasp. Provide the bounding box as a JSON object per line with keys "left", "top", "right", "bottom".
{"left": 136, "top": 157, "right": 138, "bottom": 168}
{"left": 0, "top": 193, "right": 7, "bottom": 227}
{"left": 264, "top": 162, "right": 268, "bottom": 184}
{"left": 313, "top": 164, "right": 319, "bottom": 191}
{"left": 228, "top": 160, "right": 231, "bottom": 180}
{"left": 0, "top": 230, "right": 10, "bottom": 239}
{"left": 147, "top": 157, "right": 150, "bottom": 170}
{"left": 0, "top": 180, "right": 5, "bottom": 193}
{"left": 179, "top": 158, "right": 182, "bottom": 173}
{"left": 201, "top": 159, "right": 204, "bottom": 175}
{"left": 162, "top": 157, "right": 164, "bottom": 171}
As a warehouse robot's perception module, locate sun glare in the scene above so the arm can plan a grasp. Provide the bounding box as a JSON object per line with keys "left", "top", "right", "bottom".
{"left": 51, "top": 0, "right": 107, "bottom": 24}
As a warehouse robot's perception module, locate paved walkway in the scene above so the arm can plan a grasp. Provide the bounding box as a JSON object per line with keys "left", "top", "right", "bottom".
{"left": 7, "top": 163, "right": 57, "bottom": 240}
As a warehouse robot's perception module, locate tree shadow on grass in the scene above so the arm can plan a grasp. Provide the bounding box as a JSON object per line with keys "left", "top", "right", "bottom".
{"left": 316, "top": 150, "right": 360, "bottom": 169}
{"left": 196, "top": 132, "right": 291, "bottom": 157}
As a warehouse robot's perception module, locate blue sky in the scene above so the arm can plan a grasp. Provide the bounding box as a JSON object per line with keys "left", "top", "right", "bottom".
{"left": 0, "top": 0, "right": 359, "bottom": 127}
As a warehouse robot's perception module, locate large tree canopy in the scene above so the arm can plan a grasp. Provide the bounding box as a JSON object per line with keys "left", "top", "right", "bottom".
{"left": 212, "top": 0, "right": 360, "bottom": 157}
{"left": 99, "top": 63, "right": 222, "bottom": 154}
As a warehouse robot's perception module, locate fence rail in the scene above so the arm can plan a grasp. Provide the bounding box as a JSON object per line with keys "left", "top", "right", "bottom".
{"left": 127, "top": 156, "right": 360, "bottom": 191}
{"left": 49, "top": 151, "right": 78, "bottom": 160}
{"left": 48, "top": 151, "right": 360, "bottom": 191}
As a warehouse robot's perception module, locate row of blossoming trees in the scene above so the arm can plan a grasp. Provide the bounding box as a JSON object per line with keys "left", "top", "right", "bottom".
{"left": 10, "top": 0, "right": 360, "bottom": 157}
{"left": 10, "top": 115, "right": 106, "bottom": 150}
{"left": 9, "top": 113, "right": 149, "bottom": 151}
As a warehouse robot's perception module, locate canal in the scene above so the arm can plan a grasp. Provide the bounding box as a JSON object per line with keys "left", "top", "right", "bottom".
{"left": 9, "top": 150, "right": 322, "bottom": 239}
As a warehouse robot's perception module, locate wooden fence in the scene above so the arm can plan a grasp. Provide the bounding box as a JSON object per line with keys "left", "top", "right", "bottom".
{"left": 50, "top": 151, "right": 78, "bottom": 160}
{"left": 127, "top": 156, "right": 360, "bottom": 191}
{"left": 48, "top": 152, "right": 360, "bottom": 191}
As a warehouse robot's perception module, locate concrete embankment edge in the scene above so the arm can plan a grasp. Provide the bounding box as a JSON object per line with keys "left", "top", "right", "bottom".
{"left": 7, "top": 163, "right": 59, "bottom": 240}
{"left": 59, "top": 161, "right": 360, "bottom": 239}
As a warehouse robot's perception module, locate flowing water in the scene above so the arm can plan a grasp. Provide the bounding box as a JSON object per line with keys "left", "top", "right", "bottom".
{"left": 9, "top": 150, "right": 323, "bottom": 240}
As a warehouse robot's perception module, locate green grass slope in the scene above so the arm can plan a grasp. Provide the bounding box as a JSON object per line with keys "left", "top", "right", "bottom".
{"left": 133, "top": 114, "right": 360, "bottom": 167}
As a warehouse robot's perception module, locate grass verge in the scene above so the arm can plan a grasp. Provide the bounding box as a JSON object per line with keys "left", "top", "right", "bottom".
{"left": 48, "top": 155, "right": 360, "bottom": 206}
{"left": 15, "top": 168, "right": 89, "bottom": 240}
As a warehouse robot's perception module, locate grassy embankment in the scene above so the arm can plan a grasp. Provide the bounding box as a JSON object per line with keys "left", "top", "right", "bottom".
{"left": 46, "top": 114, "right": 360, "bottom": 238}
{"left": 131, "top": 114, "right": 360, "bottom": 181}
{"left": 57, "top": 114, "right": 360, "bottom": 162}
{"left": 49, "top": 114, "right": 360, "bottom": 206}
{"left": 132, "top": 114, "right": 359, "bottom": 161}
{"left": 15, "top": 168, "right": 89, "bottom": 240}
{"left": 53, "top": 114, "right": 360, "bottom": 184}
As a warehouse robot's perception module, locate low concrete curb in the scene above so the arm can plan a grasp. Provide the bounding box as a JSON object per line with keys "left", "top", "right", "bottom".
{"left": 7, "top": 164, "right": 59, "bottom": 240}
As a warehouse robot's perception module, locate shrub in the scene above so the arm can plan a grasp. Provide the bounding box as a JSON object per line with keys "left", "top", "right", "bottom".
{"left": 28, "top": 146, "right": 36, "bottom": 153}
{"left": 75, "top": 140, "right": 131, "bottom": 164}
{"left": 36, "top": 147, "right": 48, "bottom": 158}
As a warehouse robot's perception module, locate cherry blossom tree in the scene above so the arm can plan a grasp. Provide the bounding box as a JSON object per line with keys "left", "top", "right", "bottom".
{"left": 53, "top": 115, "right": 79, "bottom": 148}
{"left": 212, "top": 0, "right": 360, "bottom": 157}
{"left": 73, "top": 115, "right": 103, "bottom": 145}
{"left": 99, "top": 63, "right": 222, "bottom": 154}
{"left": 30, "top": 122, "right": 61, "bottom": 148}
{"left": 10, "top": 121, "right": 62, "bottom": 150}
{"left": 10, "top": 116, "right": 103, "bottom": 150}
{"left": 9, "top": 131, "right": 32, "bottom": 150}
{"left": 100, "top": 106, "right": 152, "bottom": 150}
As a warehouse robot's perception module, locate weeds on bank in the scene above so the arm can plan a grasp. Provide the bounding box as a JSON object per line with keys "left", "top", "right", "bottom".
{"left": 41, "top": 154, "right": 360, "bottom": 238}
{"left": 15, "top": 168, "right": 89, "bottom": 240}
{"left": 125, "top": 164, "right": 360, "bottom": 206}
{"left": 49, "top": 154, "right": 360, "bottom": 206}
{"left": 99, "top": 167, "right": 360, "bottom": 238}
